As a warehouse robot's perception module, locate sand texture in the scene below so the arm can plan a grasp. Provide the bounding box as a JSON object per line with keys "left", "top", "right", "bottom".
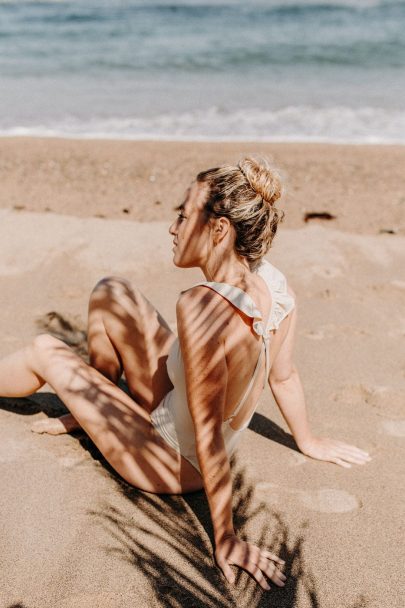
{"left": 0, "top": 139, "right": 404, "bottom": 608}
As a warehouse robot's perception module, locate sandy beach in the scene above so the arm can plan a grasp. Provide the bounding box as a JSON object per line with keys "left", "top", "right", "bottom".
{"left": 0, "top": 137, "right": 404, "bottom": 608}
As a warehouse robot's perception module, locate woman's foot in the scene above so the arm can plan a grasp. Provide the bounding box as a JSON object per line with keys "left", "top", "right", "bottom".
{"left": 31, "top": 413, "right": 81, "bottom": 435}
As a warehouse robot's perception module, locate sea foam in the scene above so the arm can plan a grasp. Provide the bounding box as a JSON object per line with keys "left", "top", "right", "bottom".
{"left": 1, "top": 105, "right": 404, "bottom": 144}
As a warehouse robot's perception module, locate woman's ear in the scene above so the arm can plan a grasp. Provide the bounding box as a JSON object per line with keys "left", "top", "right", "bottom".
{"left": 213, "top": 217, "right": 231, "bottom": 244}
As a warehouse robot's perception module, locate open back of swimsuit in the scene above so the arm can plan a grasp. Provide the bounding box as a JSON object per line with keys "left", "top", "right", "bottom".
{"left": 150, "top": 259, "right": 295, "bottom": 474}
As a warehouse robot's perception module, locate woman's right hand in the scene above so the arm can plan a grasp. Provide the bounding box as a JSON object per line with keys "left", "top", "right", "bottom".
{"left": 214, "top": 535, "right": 286, "bottom": 591}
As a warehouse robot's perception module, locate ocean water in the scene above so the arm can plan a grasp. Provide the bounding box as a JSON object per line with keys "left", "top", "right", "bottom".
{"left": 0, "top": 0, "right": 404, "bottom": 142}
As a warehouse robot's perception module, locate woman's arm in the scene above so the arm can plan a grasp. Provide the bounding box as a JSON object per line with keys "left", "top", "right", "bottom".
{"left": 268, "top": 299, "right": 371, "bottom": 467}
{"left": 176, "top": 288, "right": 234, "bottom": 543}
{"left": 177, "top": 288, "right": 286, "bottom": 590}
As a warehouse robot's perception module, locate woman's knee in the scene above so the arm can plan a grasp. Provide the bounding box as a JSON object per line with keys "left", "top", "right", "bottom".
{"left": 32, "top": 333, "right": 64, "bottom": 354}
{"left": 29, "top": 334, "right": 69, "bottom": 372}
{"left": 91, "top": 276, "right": 132, "bottom": 299}
{"left": 89, "top": 276, "right": 145, "bottom": 315}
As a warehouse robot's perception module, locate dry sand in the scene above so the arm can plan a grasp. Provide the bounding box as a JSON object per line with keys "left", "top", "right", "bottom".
{"left": 0, "top": 138, "right": 404, "bottom": 608}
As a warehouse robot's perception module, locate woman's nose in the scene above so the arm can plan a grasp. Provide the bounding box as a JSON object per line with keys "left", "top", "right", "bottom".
{"left": 169, "top": 220, "right": 177, "bottom": 235}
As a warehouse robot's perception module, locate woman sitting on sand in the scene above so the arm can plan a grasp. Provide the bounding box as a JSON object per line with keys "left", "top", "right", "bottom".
{"left": 0, "top": 157, "right": 370, "bottom": 590}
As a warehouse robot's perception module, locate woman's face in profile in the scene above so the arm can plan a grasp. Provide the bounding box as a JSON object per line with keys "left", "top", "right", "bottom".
{"left": 169, "top": 181, "right": 211, "bottom": 268}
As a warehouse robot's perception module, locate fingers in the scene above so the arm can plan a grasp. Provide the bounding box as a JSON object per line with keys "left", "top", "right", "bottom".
{"left": 344, "top": 450, "right": 371, "bottom": 464}
{"left": 243, "top": 548, "right": 287, "bottom": 589}
{"left": 244, "top": 558, "right": 286, "bottom": 590}
{"left": 332, "top": 457, "right": 352, "bottom": 468}
{"left": 335, "top": 440, "right": 370, "bottom": 453}
{"left": 335, "top": 441, "right": 371, "bottom": 459}
{"left": 216, "top": 541, "right": 288, "bottom": 591}
{"left": 219, "top": 561, "right": 236, "bottom": 585}
{"left": 330, "top": 443, "right": 372, "bottom": 467}
{"left": 244, "top": 563, "right": 272, "bottom": 591}
{"left": 260, "top": 549, "right": 285, "bottom": 566}
{"left": 257, "top": 556, "right": 286, "bottom": 587}
{"left": 340, "top": 452, "right": 369, "bottom": 465}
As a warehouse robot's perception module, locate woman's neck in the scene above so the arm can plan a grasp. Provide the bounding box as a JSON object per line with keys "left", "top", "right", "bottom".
{"left": 201, "top": 252, "right": 250, "bottom": 284}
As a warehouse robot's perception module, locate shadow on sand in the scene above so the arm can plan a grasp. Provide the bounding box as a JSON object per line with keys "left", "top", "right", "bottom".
{"left": 86, "top": 456, "right": 319, "bottom": 608}
{"left": 2, "top": 313, "right": 369, "bottom": 608}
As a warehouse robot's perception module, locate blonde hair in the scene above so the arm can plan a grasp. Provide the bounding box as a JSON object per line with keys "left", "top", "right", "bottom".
{"left": 196, "top": 156, "right": 284, "bottom": 271}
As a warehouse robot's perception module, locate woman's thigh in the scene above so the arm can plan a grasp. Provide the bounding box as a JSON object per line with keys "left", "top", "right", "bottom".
{"left": 35, "top": 335, "right": 203, "bottom": 494}
{"left": 88, "top": 277, "right": 176, "bottom": 413}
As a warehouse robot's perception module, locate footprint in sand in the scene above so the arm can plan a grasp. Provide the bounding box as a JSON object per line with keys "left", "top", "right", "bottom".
{"left": 256, "top": 483, "right": 360, "bottom": 513}
{"left": 299, "top": 489, "right": 360, "bottom": 513}
{"left": 381, "top": 419, "right": 405, "bottom": 437}
{"left": 332, "top": 384, "right": 405, "bottom": 419}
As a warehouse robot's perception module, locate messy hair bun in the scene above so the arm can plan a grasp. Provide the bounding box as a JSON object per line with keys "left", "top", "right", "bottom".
{"left": 196, "top": 156, "right": 284, "bottom": 270}
{"left": 238, "top": 157, "right": 282, "bottom": 207}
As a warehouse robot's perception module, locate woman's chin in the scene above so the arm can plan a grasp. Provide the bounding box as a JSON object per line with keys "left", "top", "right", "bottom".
{"left": 173, "top": 259, "right": 186, "bottom": 268}
{"left": 172, "top": 254, "right": 192, "bottom": 269}
{"left": 172, "top": 251, "right": 182, "bottom": 267}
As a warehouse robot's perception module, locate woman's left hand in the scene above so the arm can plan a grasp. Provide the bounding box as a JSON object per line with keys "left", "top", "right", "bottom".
{"left": 215, "top": 535, "right": 286, "bottom": 591}
{"left": 299, "top": 436, "right": 371, "bottom": 468}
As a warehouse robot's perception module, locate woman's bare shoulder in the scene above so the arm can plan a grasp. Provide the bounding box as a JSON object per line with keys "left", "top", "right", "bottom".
{"left": 176, "top": 285, "right": 234, "bottom": 332}
{"left": 177, "top": 284, "right": 233, "bottom": 310}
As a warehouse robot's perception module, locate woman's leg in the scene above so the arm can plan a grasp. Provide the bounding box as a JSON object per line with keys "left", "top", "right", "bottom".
{"left": 0, "top": 334, "right": 202, "bottom": 493}
{"left": 87, "top": 276, "right": 175, "bottom": 410}
{"left": 32, "top": 276, "right": 176, "bottom": 435}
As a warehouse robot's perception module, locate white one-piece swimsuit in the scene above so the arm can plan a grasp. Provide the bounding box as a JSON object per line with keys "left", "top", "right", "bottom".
{"left": 150, "top": 259, "right": 295, "bottom": 474}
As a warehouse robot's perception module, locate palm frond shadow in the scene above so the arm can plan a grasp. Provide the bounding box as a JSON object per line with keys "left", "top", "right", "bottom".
{"left": 0, "top": 313, "right": 88, "bottom": 419}
{"left": 1, "top": 312, "right": 369, "bottom": 608}
{"left": 29, "top": 312, "right": 299, "bottom": 453}
{"left": 88, "top": 456, "right": 323, "bottom": 608}
{"left": 35, "top": 311, "right": 88, "bottom": 359}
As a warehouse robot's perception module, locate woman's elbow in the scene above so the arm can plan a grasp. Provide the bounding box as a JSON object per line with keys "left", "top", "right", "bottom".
{"left": 269, "top": 364, "right": 298, "bottom": 387}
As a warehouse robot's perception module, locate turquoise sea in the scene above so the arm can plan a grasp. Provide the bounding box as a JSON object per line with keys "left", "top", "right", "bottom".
{"left": 1, "top": 0, "right": 404, "bottom": 142}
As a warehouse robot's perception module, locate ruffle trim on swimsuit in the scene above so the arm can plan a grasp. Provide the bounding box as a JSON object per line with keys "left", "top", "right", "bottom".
{"left": 190, "top": 281, "right": 266, "bottom": 336}
{"left": 187, "top": 259, "right": 295, "bottom": 335}
{"left": 256, "top": 259, "right": 295, "bottom": 331}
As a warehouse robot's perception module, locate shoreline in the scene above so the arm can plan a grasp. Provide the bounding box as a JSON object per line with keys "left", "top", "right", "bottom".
{"left": 2, "top": 134, "right": 405, "bottom": 147}
{"left": 1, "top": 136, "right": 404, "bottom": 235}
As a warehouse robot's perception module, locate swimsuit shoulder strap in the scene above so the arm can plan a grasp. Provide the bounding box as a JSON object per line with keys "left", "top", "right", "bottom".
{"left": 189, "top": 281, "right": 265, "bottom": 336}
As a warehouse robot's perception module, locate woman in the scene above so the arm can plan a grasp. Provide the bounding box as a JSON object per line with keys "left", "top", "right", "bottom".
{"left": 0, "top": 157, "right": 370, "bottom": 591}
